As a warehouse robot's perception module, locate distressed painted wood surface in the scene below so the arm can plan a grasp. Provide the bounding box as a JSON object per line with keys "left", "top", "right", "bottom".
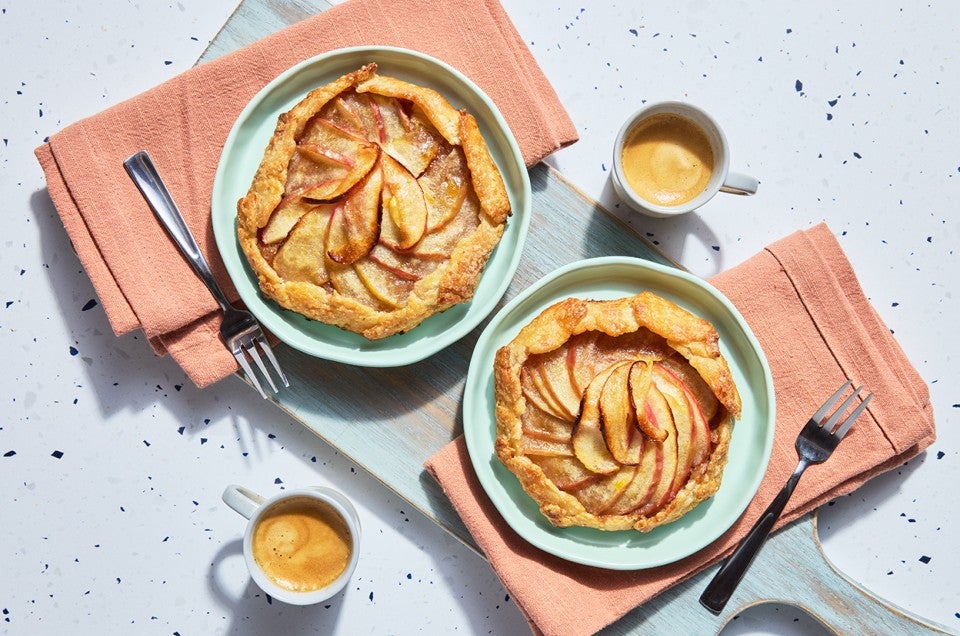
{"left": 198, "top": 3, "right": 951, "bottom": 633}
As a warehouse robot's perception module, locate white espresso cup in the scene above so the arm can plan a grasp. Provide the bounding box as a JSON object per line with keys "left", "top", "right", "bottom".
{"left": 221, "top": 484, "right": 361, "bottom": 605}
{"left": 611, "top": 101, "right": 758, "bottom": 218}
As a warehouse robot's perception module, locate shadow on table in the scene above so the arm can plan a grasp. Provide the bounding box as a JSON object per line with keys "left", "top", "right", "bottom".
{"left": 31, "top": 187, "right": 295, "bottom": 451}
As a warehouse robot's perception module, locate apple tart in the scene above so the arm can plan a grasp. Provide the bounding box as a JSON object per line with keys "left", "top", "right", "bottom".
{"left": 237, "top": 63, "right": 511, "bottom": 340}
{"left": 494, "top": 292, "right": 742, "bottom": 532}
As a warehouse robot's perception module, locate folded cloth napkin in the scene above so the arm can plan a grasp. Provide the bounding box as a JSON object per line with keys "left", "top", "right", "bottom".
{"left": 424, "top": 223, "right": 936, "bottom": 636}
{"left": 34, "top": 0, "right": 578, "bottom": 387}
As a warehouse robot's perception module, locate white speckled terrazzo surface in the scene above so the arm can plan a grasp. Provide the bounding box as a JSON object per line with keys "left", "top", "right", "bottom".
{"left": 2, "top": 1, "right": 957, "bottom": 634}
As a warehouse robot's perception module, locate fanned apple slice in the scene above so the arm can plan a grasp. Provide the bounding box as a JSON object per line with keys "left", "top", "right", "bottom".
{"left": 533, "top": 456, "right": 600, "bottom": 492}
{"left": 521, "top": 404, "right": 574, "bottom": 443}
{"left": 367, "top": 243, "right": 440, "bottom": 281}
{"left": 261, "top": 197, "right": 317, "bottom": 245}
{"left": 521, "top": 365, "right": 569, "bottom": 422}
{"left": 356, "top": 73, "right": 462, "bottom": 146}
{"left": 379, "top": 153, "right": 428, "bottom": 250}
{"left": 271, "top": 205, "right": 335, "bottom": 285}
{"left": 606, "top": 437, "right": 664, "bottom": 515}
{"left": 565, "top": 331, "right": 599, "bottom": 396}
{"left": 628, "top": 359, "right": 667, "bottom": 441}
{"left": 353, "top": 257, "right": 415, "bottom": 309}
{"left": 533, "top": 347, "right": 582, "bottom": 421}
{"left": 327, "top": 259, "right": 386, "bottom": 310}
{"left": 418, "top": 144, "right": 470, "bottom": 231}
{"left": 658, "top": 364, "right": 713, "bottom": 467}
{"left": 571, "top": 362, "right": 626, "bottom": 475}
{"left": 599, "top": 361, "right": 644, "bottom": 465}
{"left": 368, "top": 95, "right": 441, "bottom": 176}
{"left": 411, "top": 187, "right": 481, "bottom": 258}
{"left": 639, "top": 385, "right": 679, "bottom": 516}
{"left": 319, "top": 95, "right": 366, "bottom": 137}
{"left": 658, "top": 354, "right": 722, "bottom": 424}
{"left": 520, "top": 435, "right": 574, "bottom": 458}
{"left": 326, "top": 157, "right": 383, "bottom": 264}
{"left": 287, "top": 119, "right": 379, "bottom": 201}
{"left": 653, "top": 366, "right": 695, "bottom": 501}
{"left": 572, "top": 465, "right": 638, "bottom": 515}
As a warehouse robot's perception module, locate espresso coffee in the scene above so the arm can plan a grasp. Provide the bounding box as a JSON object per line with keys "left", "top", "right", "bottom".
{"left": 251, "top": 496, "right": 353, "bottom": 593}
{"left": 620, "top": 112, "right": 715, "bottom": 207}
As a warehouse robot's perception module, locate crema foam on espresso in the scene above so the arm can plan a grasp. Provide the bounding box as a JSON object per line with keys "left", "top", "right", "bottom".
{"left": 252, "top": 496, "right": 353, "bottom": 593}
{"left": 620, "top": 112, "right": 714, "bottom": 207}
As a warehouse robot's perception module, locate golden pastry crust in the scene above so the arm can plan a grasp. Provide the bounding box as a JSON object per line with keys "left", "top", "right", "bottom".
{"left": 237, "top": 63, "right": 510, "bottom": 340}
{"left": 494, "top": 292, "right": 742, "bottom": 532}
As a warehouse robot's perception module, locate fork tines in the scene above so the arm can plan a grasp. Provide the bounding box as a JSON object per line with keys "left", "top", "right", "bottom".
{"left": 813, "top": 380, "right": 874, "bottom": 439}
{"left": 233, "top": 336, "right": 289, "bottom": 399}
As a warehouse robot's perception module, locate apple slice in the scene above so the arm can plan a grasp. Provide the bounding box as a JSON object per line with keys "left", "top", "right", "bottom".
{"left": 367, "top": 94, "right": 441, "bottom": 176}
{"left": 521, "top": 404, "right": 574, "bottom": 443}
{"left": 520, "top": 435, "right": 574, "bottom": 458}
{"left": 638, "top": 385, "right": 679, "bottom": 516}
{"left": 606, "top": 435, "right": 663, "bottom": 515}
{"left": 658, "top": 354, "right": 722, "bottom": 424}
{"left": 326, "top": 158, "right": 383, "bottom": 264}
{"left": 353, "top": 257, "right": 416, "bottom": 309}
{"left": 628, "top": 359, "right": 667, "bottom": 441}
{"left": 653, "top": 365, "right": 695, "bottom": 501}
{"left": 418, "top": 144, "right": 470, "bottom": 232}
{"left": 573, "top": 465, "right": 638, "bottom": 515}
{"left": 533, "top": 456, "right": 600, "bottom": 492}
{"left": 658, "top": 363, "right": 713, "bottom": 467}
{"left": 260, "top": 197, "right": 316, "bottom": 245}
{"left": 271, "top": 205, "right": 335, "bottom": 285}
{"left": 327, "top": 259, "right": 385, "bottom": 309}
{"left": 571, "top": 362, "right": 626, "bottom": 475}
{"left": 521, "top": 365, "right": 569, "bottom": 421}
{"left": 367, "top": 243, "right": 440, "bottom": 281}
{"left": 409, "top": 187, "right": 481, "bottom": 257}
{"left": 565, "top": 330, "right": 599, "bottom": 396}
{"left": 287, "top": 120, "right": 379, "bottom": 202}
{"left": 533, "top": 347, "right": 582, "bottom": 421}
{"left": 379, "top": 153, "right": 428, "bottom": 250}
{"left": 599, "top": 361, "right": 644, "bottom": 465}
{"left": 319, "top": 95, "right": 365, "bottom": 137}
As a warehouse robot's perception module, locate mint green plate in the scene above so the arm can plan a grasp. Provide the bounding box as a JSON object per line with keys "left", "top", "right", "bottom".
{"left": 463, "top": 257, "right": 775, "bottom": 569}
{"left": 211, "top": 47, "right": 530, "bottom": 366}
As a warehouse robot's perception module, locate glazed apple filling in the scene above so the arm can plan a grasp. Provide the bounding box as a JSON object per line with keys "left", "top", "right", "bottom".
{"left": 520, "top": 330, "right": 723, "bottom": 519}
{"left": 262, "top": 91, "right": 481, "bottom": 308}
{"left": 237, "top": 64, "right": 510, "bottom": 340}
{"left": 494, "top": 294, "right": 742, "bottom": 532}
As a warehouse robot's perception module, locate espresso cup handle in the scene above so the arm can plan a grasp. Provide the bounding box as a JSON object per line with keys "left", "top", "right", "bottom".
{"left": 222, "top": 484, "right": 266, "bottom": 520}
{"left": 720, "top": 171, "right": 759, "bottom": 196}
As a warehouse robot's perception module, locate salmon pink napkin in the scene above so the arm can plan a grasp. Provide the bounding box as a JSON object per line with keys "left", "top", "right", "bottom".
{"left": 34, "top": 0, "right": 577, "bottom": 387}
{"left": 424, "top": 223, "right": 936, "bottom": 636}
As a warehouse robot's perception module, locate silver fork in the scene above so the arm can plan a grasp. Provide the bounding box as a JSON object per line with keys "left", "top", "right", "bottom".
{"left": 123, "top": 150, "right": 289, "bottom": 398}
{"left": 700, "top": 380, "right": 873, "bottom": 614}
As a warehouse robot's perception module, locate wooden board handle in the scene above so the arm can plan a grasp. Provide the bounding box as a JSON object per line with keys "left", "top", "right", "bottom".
{"left": 605, "top": 514, "right": 952, "bottom": 634}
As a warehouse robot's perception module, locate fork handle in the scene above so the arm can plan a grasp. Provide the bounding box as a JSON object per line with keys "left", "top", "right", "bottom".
{"left": 700, "top": 459, "right": 810, "bottom": 614}
{"left": 123, "top": 150, "right": 232, "bottom": 313}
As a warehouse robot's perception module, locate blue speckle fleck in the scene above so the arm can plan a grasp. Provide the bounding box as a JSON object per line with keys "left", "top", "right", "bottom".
{"left": 51, "top": 450, "right": 64, "bottom": 459}
{"left": 81, "top": 299, "right": 98, "bottom": 311}
{"left": 69, "top": 346, "right": 79, "bottom": 356}
{"left": 795, "top": 79, "right": 803, "bottom": 92}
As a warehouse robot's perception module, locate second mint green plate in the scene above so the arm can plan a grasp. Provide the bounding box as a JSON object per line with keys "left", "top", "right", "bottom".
{"left": 463, "top": 257, "right": 775, "bottom": 569}
{"left": 211, "top": 46, "right": 530, "bottom": 366}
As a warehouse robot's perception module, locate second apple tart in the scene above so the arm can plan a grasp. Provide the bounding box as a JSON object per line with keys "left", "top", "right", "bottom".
{"left": 237, "top": 63, "right": 511, "bottom": 340}
{"left": 494, "top": 292, "right": 742, "bottom": 532}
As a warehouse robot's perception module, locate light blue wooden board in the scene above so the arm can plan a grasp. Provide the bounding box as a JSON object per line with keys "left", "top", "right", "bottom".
{"left": 198, "top": 3, "right": 952, "bottom": 633}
